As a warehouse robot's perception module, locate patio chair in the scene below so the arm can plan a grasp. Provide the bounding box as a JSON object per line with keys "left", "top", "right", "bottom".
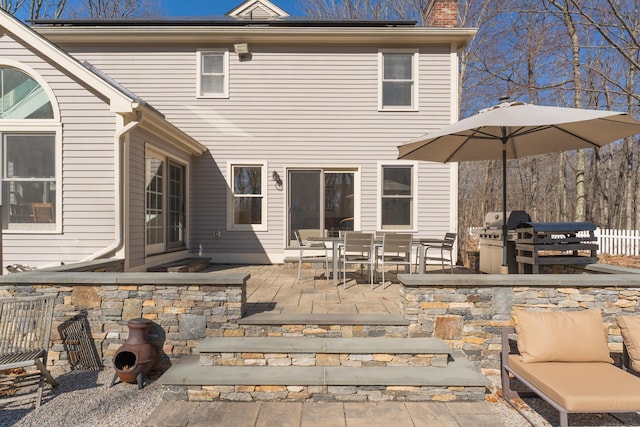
{"left": 377, "top": 232, "right": 412, "bottom": 289}
{"left": 0, "top": 294, "right": 57, "bottom": 408}
{"left": 294, "top": 230, "right": 329, "bottom": 284}
{"left": 342, "top": 231, "right": 375, "bottom": 289}
{"left": 422, "top": 232, "right": 457, "bottom": 274}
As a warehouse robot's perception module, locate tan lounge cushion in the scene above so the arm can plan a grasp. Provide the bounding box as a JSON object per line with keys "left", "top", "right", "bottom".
{"left": 508, "top": 355, "right": 640, "bottom": 412}
{"left": 513, "top": 309, "right": 613, "bottom": 363}
{"left": 617, "top": 315, "right": 640, "bottom": 372}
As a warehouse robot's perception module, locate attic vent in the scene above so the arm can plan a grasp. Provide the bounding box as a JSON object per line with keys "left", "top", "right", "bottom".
{"left": 248, "top": 6, "right": 272, "bottom": 19}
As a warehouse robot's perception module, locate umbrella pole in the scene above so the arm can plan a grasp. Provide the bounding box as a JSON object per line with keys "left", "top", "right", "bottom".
{"left": 500, "top": 136, "right": 509, "bottom": 274}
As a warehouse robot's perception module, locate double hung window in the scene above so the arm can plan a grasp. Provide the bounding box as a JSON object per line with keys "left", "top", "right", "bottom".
{"left": 1, "top": 66, "right": 59, "bottom": 231}
{"left": 197, "top": 50, "right": 229, "bottom": 98}
{"left": 380, "top": 165, "right": 415, "bottom": 230}
{"left": 229, "top": 164, "right": 266, "bottom": 231}
{"left": 379, "top": 49, "right": 418, "bottom": 110}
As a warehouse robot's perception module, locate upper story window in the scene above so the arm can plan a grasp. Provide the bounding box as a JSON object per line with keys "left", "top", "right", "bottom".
{"left": 228, "top": 163, "right": 267, "bottom": 231}
{"left": 378, "top": 49, "right": 419, "bottom": 111}
{"left": 379, "top": 164, "right": 416, "bottom": 231}
{"left": 197, "top": 50, "right": 229, "bottom": 98}
{"left": 1, "top": 65, "right": 59, "bottom": 232}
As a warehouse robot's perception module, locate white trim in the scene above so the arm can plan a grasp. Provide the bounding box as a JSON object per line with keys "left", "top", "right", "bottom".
{"left": 196, "top": 49, "right": 229, "bottom": 99}
{"left": 227, "top": 161, "right": 268, "bottom": 232}
{"left": 378, "top": 48, "right": 419, "bottom": 112}
{"left": 450, "top": 44, "right": 459, "bottom": 123}
{"left": 227, "top": 0, "right": 290, "bottom": 18}
{"left": 376, "top": 161, "right": 419, "bottom": 232}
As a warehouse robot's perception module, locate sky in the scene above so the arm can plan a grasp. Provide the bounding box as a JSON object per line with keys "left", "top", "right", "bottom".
{"left": 159, "top": 0, "right": 302, "bottom": 17}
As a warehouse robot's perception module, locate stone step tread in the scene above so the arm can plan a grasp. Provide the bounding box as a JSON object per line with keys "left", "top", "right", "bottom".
{"left": 159, "top": 356, "right": 489, "bottom": 387}
{"left": 238, "top": 313, "right": 409, "bottom": 326}
{"left": 196, "top": 337, "right": 452, "bottom": 355}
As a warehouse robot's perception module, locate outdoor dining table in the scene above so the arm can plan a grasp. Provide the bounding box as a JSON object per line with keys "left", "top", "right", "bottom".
{"left": 308, "top": 235, "right": 448, "bottom": 286}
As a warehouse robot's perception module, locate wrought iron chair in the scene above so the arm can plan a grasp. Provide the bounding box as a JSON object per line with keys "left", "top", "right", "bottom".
{"left": 0, "top": 294, "right": 57, "bottom": 407}
{"left": 377, "top": 232, "right": 413, "bottom": 288}
{"left": 342, "top": 231, "right": 375, "bottom": 289}
{"left": 294, "top": 230, "right": 329, "bottom": 284}
{"left": 423, "top": 232, "right": 457, "bottom": 274}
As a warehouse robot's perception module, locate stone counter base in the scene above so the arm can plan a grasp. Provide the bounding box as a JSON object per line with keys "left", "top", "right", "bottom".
{"left": 164, "top": 384, "right": 487, "bottom": 402}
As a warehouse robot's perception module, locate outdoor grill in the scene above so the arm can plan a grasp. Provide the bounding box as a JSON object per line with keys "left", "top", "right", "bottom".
{"left": 479, "top": 210, "right": 531, "bottom": 274}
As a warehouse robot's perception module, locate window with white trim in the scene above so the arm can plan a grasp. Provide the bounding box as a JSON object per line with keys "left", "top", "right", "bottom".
{"left": 197, "top": 50, "right": 229, "bottom": 98}
{"left": 1, "top": 66, "right": 59, "bottom": 231}
{"left": 380, "top": 165, "right": 414, "bottom": 230}
{"left": 379, "top": 49, "right": 418, "bottom": 111}
{"left": 145, "top": 149, "right": 186, "bottom": 254}
{"left": 229, "top": 163, "right": 266, "bottom": 231}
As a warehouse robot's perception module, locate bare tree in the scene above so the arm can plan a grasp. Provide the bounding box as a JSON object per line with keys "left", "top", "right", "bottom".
{"left": 66, "top": 0, "right": 162, "bottom": 18}
{"left": 1, "top": 0, "right": 26, "bottom": 15}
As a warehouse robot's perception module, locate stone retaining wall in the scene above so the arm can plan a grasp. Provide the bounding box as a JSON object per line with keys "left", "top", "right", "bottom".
{"left": 0, "top": 271, "right": 248, "bottom": 369}
{"left": 398, "top": 274, "right": 640, "bottom": 371}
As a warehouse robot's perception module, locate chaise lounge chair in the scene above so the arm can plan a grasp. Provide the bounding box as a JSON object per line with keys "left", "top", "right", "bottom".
{"left": 501, "top": 309, "right": 640, "bottom": 427}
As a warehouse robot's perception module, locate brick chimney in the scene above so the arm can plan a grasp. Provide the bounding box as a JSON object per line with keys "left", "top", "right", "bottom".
{"left": 423, "top": 0, "right": 458, "bottom": 28}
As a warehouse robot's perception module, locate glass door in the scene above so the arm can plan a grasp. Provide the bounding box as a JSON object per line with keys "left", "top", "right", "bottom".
{"left": 288, "top": 169, "right": 355, "bottom": 245}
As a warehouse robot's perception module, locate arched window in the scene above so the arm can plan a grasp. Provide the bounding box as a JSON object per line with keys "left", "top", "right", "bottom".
{"left": 1, "top": 66, "right": 59, "bottom": 231}
{"left": 1, "top": 67, "right": 54, "bottom": 119}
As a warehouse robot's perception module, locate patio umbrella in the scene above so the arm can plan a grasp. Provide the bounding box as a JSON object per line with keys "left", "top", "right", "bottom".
{"left": 397, "top": 100, "right": 640, "bottom": 273}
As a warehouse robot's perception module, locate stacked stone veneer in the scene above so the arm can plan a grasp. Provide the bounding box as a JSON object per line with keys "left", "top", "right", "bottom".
{"left": 240, "top": 324, "right": 409, "bottom": 338}
{"left": 399, "top": 273, "right": 640, "bottom": 371}
{"left": 200, "top": 352, "right": 448, "bottom": 368}
{"left": 0, "top": 269, "right": 248, "bottom": 368}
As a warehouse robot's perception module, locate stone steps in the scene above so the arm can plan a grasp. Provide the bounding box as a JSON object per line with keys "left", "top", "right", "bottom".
{"left": 159, "top": 335, "right": 489, "bottom": 403}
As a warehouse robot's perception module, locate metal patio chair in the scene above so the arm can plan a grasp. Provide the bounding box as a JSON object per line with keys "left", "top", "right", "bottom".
{"left": 423, "top": 232, "right": 457, "bottom": 274}
{"left": 0, "top": 294, "right": 57, "bottom": 407}
{"left": 377, "top": 232, "right": 413, "bottom": 289}
{"left": 342, "top": 231, "right": 375, "bottom": 289}
{"left": 294, "top": 230, "right": 329, "bottom": 284}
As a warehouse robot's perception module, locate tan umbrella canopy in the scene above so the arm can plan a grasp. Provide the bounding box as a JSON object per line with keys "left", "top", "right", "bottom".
{"left": 398, "top": 101, "right": 640, "bottom": 273}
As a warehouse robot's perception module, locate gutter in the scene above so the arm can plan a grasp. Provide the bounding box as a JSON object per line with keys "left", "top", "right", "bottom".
{"left": 82, "top": 109, "right": 143, "bottom": 262}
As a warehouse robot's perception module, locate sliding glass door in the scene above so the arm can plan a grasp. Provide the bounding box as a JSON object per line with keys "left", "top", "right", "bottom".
{"left": 288, "top": 169, "right": 355, "bottom": 245}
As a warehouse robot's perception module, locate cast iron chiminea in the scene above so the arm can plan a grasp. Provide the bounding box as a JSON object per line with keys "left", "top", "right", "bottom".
{"left": 111, "top": 318, "right": 156, "bottom": 389}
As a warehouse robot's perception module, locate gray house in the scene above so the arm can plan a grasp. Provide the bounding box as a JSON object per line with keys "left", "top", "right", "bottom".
{"left": 0, "top": 0, "right": 474, "bottom": 271}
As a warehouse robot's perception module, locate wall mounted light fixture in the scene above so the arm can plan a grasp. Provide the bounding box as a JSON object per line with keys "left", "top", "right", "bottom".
{"left": 272, "top": 171, "right": 283, "bottom": 187}
{"left": 234, "top": 43, "right": 251, "bottom": 61}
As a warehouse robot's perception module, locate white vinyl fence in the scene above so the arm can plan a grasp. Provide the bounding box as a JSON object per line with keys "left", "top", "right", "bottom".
{"left": 594, "top": 228, "right": 640, "bottom": 256}
{"left": 468, "top": 227, "right": 640, "bottom": 257}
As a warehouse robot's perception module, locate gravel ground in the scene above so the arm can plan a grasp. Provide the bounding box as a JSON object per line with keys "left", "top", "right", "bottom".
{"left": 3, "top": 368, "right": 640, "bottom": 427}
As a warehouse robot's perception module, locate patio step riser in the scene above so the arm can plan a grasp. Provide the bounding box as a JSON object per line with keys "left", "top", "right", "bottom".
{"left": 240, "top": 324, "right": 410, "bottom": 338}
{"left": 200, "top": 352, "right": 449, "bottom": 368}
{"left": 175, "top": 384, "right": 487, "bottom": 403}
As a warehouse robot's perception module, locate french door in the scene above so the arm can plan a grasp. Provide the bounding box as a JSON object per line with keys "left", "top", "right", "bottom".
{"left": 288, "top": 169, "right": 355, "bottom": 245}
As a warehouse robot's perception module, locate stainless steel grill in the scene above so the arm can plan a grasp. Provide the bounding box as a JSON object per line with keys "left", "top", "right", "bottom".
{"left": 479, "top": 210, "right": 531, "bottom": 274}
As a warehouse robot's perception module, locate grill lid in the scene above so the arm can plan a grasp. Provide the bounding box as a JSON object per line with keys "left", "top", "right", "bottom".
{"left": 483, "top": 210, "right": 531, "bottom": 230}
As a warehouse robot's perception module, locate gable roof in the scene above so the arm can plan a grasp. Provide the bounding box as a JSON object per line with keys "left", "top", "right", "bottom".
{"left": 0, "top": 7, "right": 206, "bottom": 156}
{"left": 227, "top": 0, "right": 290, "bottom": 19}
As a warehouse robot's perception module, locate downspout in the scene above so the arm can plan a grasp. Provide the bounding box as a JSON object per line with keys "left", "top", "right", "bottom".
{"left": 82, "top": 109, "right": 144, "bottom": 262}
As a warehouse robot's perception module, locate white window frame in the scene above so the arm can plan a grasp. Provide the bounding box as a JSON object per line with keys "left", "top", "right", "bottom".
{"left": 145, "top": 146, "right": 188, "bottom": 255}
{"left": 227, "top": 162, "right": 267, "bottom": 232}
{"left": 377, "top": 162, "right": 418, "bottom": 232}
{"left": 378, "top": 49, "right": 419, "bottom": 111}
{"left": 196, "top": 49, "right": 229, "bottom": 99}
{"left": 1, "top": 61, "right": 61, "bottom": 234}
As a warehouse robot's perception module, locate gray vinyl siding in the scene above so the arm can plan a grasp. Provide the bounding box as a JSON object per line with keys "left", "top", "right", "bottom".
{"left": 1, "top": 35, "right": 117, "bottom": 268}
{"left": 62, "top": 42, "right": 456, "bottom": 263}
